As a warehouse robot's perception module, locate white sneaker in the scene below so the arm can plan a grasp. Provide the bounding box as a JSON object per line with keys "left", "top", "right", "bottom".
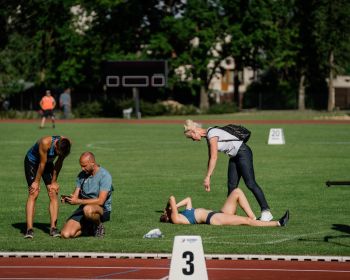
{"left": 260, "top": 210, "right": 273, "bottom": 222}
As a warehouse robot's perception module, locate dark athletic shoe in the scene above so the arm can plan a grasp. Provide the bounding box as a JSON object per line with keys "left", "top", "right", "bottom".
{"left": 94, "top": 223, "right": 105, "bottom": 238}
{"left": 278, "top": 210, "right": 290, "bottom": 227}
{"left": 50, "top": 227, "right": 61, "bottom": 238}
{"left": 24, "top": 229, "right": 34, "bottom": 239}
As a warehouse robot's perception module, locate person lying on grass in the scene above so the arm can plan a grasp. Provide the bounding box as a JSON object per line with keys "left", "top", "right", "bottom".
{"left": 160, "top": 188, "right": 289, "bottom": 227}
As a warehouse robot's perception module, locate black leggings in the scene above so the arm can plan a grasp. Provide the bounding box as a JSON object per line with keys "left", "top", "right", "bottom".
{"left": 227, "top": 143, "right": 270, "bottom": 211}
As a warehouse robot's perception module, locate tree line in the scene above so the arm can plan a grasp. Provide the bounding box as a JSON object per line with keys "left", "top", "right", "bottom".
{"left": 0, "top": 0, "right": 349, "bottom": 111}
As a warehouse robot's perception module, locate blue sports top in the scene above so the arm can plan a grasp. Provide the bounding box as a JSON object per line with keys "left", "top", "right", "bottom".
{"left": 76, "top": 167, "right": 114, "bottom": 212}
{"left": 26, "top": 136, "right": 61, "bottom": 164}
{"left": 180, "top": 208, "right": 197, "bottom": 224}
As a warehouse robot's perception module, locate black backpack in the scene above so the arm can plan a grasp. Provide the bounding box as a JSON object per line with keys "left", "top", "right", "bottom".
{"left": 208, "top": 124, "right": 251, "bottom": 143}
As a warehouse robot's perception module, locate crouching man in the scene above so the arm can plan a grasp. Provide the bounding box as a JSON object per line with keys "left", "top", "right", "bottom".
{"left": 61, "top": 152, "right": 113, "bottom": 238}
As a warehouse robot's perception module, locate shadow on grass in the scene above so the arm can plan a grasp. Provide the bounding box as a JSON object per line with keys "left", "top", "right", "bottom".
{"left": 12, "top": 222, "right": 51, "bottom": 234}
{"left": 298, "top": 224, "right": 350, "bottom": 248}
{"left": 330, "top": 224, "right": 350, "bottom": 234}
{"left": 323, "top": 224, "right": 350, "bottom": 247}
{"left": 12, "top": 222, "right": 95, "bottom": 238}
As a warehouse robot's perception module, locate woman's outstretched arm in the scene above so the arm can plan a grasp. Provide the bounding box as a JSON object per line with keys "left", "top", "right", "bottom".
{"left": 204, "top": 137, "right": 219, "bottom": 192}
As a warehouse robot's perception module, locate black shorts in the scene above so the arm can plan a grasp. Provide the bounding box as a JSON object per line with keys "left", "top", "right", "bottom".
{"left": 42, "top": 109, "right": 55, "bottom": 118}
{"left": 24, "top": 156, "right": 54, "bottom": 186}
{"left": 68, "top": 205, "right": 111, "bottom": 235}
{"left": 205, "top": 211, "right": 222, "bottom": 225}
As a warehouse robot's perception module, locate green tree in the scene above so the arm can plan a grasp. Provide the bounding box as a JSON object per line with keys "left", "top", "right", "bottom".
{"left": 221, "top": 0, "right": 298, "bottom": 109}
{"left": 313, "top": 0, "right": 350, "bottom": 111}
{"left": 2, "top": 0, "right": 348, "bottom": 112}
{"left": 144, "top": 0, "right": 228, "bottom": 110}
{"left": 0, "top": 1, "right": 78, "bottom": 90}
{"left": 294, "top": 0, "right": 350, "bottom": 110}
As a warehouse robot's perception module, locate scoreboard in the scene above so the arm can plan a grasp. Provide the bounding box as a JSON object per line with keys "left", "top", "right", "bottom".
{"left": 103, "top": 60, "right": 168, "bottom": 88}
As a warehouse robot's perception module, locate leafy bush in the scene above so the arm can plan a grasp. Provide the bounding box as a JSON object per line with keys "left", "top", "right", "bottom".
{"left": 140, "top": 101, "right": 167, "bottom": 116}
{"left": 160, "top": 100, "right": 199, "bottom": 115}
{"left": 101, "top": 98, "right": 134, "bottom": 118}
{"left": 0, "top": 110, "right": 40, "bottom": 119}
{"left": 73, "top": 101, "right": 103, "bottom": 118}
{"left": 99, "top": 99, "right": 200, "bottom": 117}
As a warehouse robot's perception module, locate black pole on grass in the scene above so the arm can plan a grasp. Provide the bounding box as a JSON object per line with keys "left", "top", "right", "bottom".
{"left": 326, "top": 181, "right": 350, "bottom": 187}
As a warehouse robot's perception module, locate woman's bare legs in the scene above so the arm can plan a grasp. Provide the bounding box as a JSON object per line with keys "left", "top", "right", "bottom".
{"left": 211, "top": 213, "right": 279, "bottom": 226}
{"left": 220, "top": 188, "right": 256, "bottom": 219}
{"left": 211, "top": 209, "right": 289, "bottom": 227}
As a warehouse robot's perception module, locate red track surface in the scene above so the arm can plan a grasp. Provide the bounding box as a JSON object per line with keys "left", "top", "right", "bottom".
{"left": 0, "top": 257, "right": 349, "bottom": 280}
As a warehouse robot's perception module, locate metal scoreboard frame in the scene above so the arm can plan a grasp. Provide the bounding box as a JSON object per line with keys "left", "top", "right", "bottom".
{"left": 103, "top": 61, "right": 168, "bottom": 119}
{"left": 103, "top": 60, "right": 168, "bottom": 88}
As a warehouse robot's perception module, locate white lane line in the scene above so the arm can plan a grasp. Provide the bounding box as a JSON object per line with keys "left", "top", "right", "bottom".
{"left": 0, "top": 266, "right": 349, "bottom": 273}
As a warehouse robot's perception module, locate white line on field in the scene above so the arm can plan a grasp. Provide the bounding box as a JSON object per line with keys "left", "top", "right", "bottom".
{"left": 202, "top": 231, "right": 331, "bottom": 245}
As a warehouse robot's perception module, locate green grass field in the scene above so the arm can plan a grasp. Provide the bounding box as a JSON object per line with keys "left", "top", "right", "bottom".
{"left": 0, "top": 112, "right": 349, "bottom": 256}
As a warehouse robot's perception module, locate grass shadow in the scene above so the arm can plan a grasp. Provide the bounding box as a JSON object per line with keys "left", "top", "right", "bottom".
{"left": 12, "top": 222, "right": 51, "bottom": 234}
{"left": 298, "top": 224, "right": 350, "bottom": 248}
{"left": 331, "top": 224, "right": 350, "bottom": 234}
{"left": 323, "top": 224, "right": 350, "bottom": 247}
{"left": 12, "top": 222, "right": 93, "bottom": 238}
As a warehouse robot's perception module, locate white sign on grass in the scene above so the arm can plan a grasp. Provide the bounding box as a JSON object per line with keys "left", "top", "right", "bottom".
{"left": 268, "top": 128, "right": 285, "bottom": 145}
{"left": 168, "top": 235, "right": 208, "bottom": 280}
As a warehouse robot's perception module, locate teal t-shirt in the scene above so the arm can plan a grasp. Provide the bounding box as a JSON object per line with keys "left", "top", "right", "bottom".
{"left": 76, "top": 166, "right": 113, "bottom": 212}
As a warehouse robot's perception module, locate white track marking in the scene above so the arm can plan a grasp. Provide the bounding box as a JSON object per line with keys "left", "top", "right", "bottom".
{"left": 203, "top": 230, "right": 331, "bottom": 245}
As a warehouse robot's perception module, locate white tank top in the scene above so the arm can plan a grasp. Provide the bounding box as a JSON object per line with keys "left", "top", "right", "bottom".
{"left": 207, "top": 127, "right": 243, "bottom": 157}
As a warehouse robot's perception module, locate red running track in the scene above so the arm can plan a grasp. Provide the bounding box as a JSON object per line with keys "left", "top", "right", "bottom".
{"left": 0, "top": 257, "right": 349, "bottom": 280}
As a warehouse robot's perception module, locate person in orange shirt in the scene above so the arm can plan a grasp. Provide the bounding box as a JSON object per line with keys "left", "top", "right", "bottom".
{"left": 40, "top": 90, "right": 56, "bottom": 128}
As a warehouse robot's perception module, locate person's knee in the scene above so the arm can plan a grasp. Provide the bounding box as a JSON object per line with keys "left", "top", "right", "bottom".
{"left": 28, "top": 190, "right": 39, "bottom": 200}
{"left": 60, "top": 229, "right": 71, "bottom": 239}
{"left": 47, "top": 188, "right": 58, "bottom": 200}
{"left": 227, "top": 183, "right": 239, "bottom": 196}
{"left": 230, "top": 188, "right": 242, "bottom": 201}
{"left": 83, "top": 205, "right": 95, "bottom": 218}
{"left": 61, "top": 219, "right": 81, "bottom": 238}
{"left": 60, "top": 228, "right": 77, "bottom": 239}
{"left": 233, "top": 188, "right": 243, "bottom": 196}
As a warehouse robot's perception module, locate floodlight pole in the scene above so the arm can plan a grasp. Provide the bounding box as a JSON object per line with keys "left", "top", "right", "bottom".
{"left": 132, "top": 87, "right": 141, "bottom": 119}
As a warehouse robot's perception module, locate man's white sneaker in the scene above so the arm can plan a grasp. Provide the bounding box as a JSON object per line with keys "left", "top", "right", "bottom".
{"left": 260, "top": 210, "right": 273, "bottom": 222}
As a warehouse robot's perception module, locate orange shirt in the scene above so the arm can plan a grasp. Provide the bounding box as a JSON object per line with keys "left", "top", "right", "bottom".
{"left": 40, "top": 96, "right": 56, "bottom": 110}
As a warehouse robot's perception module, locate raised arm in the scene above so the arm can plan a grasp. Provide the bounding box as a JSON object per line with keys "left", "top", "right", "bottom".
{"left": 167, "top": 196, "right": 179, "bottom": 223}
{"left": 175, "top": 197, "right": 192, "bottom": 209}
{"left": 167, "top": 196, "right": 194, "bottom": 225}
